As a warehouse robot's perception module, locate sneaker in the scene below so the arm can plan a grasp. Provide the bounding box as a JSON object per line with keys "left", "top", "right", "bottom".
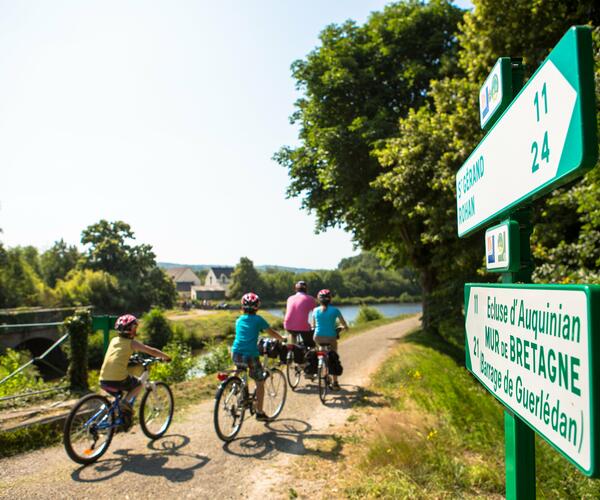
{"left": 255, "top": 411, "right": 270, "bottom": 422}
{"left": 119, "top": 401, "right": 134, "bottom": 431}
{"left": 331, "top": 382, "right": 341, "bottom": 391}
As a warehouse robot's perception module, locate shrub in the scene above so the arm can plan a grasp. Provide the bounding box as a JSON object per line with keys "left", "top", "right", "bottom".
{"left": 140, "top": 308, "right": 172, "bottom": 349}
{"left": 354, "top": 305, "right": 384, "bottom": 325}
{"left": 65, "top": 309, "right": 92, "bottom": 392}
{"left": 199, "top": 342, "right": 231, "bottom": 375}
{"left": 0, "top": 349, "right": 45, "bottom": 397}
{"left": 151, "top": 340, "right": 194, "bottom": 383}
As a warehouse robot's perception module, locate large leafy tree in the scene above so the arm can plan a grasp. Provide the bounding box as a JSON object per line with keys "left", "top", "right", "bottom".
{"left": 275, "top": 0, "right": 464, "bottom": 247}
{"left": 276, "top": 0, "right": 599, "bottom": 343}
{"left": 40, "top": 239, "right": 81, "bottom": 288}
{"left": 275, "top": 0, "right": 465, "bottom": 332}
{"left": 80, "top": 220, "right": 176, "bottom": 311}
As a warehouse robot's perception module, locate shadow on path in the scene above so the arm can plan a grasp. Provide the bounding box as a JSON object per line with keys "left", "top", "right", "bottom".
{"left": 71, "top": 434, "right": 209, "bottom": 483}
{"left": 223, "top": 418, "right": 344, "bottom": 461}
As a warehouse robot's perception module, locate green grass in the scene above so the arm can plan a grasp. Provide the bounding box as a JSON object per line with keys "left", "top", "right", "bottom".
{"left": 168, "top": 310, "right": 281, "bottom": 349}
{"left": 341, "top": 329, "right": 600, "bottom": 499}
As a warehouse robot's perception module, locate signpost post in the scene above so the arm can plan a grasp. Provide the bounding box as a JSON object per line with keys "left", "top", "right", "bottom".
{"left": 456, "top": 26, "right": 598, "bottom": 499}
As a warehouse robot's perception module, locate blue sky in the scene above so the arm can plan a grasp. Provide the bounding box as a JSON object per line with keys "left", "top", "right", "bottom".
{"left": 0, "top": 1, "right": 472, "bottom": 269}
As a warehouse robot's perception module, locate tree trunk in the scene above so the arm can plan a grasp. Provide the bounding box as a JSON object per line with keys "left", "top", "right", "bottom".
{"left": 419, "top": 267, "right": 441, "bottom": 337}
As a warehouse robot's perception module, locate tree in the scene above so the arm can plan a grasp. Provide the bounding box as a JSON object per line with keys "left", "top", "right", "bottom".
{"left": 0, "top": 247, "right": 46, "bottom": 308}
{"left": 275, "top": 1, "right": 463, "bottom": 246}
{"left": 40, "top": 239, "right": 81, "bottom": 287}
{"left": 80, "top": 220, "right": 176, "bottom": 311}
{"left": 54, "top": 269, "right": 120, "bottom": 311}
{"left": 228, "top": 257, "right": 265, "bottom": 299}
{"left": 275, "top": 0, "right": 465, "bottom": 333}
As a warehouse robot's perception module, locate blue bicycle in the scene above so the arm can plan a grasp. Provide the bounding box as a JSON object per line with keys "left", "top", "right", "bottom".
{"left": 63, "top": 355, "right": 174, "bottom": 465}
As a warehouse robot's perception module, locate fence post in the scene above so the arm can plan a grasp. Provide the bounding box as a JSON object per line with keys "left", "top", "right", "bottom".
{"left": 65, "top": 309, "right": 92, "bottom": 392}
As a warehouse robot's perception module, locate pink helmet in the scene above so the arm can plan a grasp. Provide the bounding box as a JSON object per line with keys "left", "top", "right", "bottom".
{"left": 317, "top": 289, "right": 332, "bottom": 304}
{"left": 115, "top": 314, "right": 138, "bottom": 333}
{"left": 241, "top": 292, "right": 261, "bottom": 312}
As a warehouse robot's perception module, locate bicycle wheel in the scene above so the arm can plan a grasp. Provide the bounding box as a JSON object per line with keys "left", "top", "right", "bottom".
{"left": 139, "top": 382, "right": 174, "bottom": 439}
{"left": 286, "top": 352, "right": 302, "bottom": 390}
{"left": 214, "top": 376, "right": 245, "bottom": 442}
{"left": 318, "top": 360, "right": 329, "bottom": 404}
{"left": 263, "top": 368, "right": 287, "bottom": 419}
{"left": 63, "top": 394, "right": 115, "bottom": 465}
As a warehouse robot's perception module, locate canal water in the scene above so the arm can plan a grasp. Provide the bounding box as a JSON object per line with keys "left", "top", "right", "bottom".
{"left": 264, "top": 302, "right": 422, "bottom": 324}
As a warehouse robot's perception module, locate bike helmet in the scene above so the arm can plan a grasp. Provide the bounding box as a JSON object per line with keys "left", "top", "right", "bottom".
{"left": 115, "top": 314, "right": 138, "bottom": 334}
{"left": 317, "top": 289, "right": 332, "bottom": 304}
{"left": 295, "top": 280, "right": 307, "bottom": 293}
{"left": 241, "top": 292, "right": 261, "bottom": 312}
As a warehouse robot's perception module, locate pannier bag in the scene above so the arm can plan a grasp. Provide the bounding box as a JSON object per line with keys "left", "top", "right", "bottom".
{"left": 327, "top": 351, "right": 343, "bottom": 376}
{"left": 257, "top": 338, "right": 287, "bottom": 363}
{"left": 304, "top": 350, "right": 318, "bottom": 375}
{"left": 292, "top": 344, "right": 305, "bottom": 364}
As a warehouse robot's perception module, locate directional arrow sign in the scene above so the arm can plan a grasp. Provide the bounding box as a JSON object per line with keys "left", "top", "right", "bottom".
{"left": 456, "top": 27, "right": 598, "bottom": 237}
{"left": 465, "top": 283, "right": 600, "bottom": 476}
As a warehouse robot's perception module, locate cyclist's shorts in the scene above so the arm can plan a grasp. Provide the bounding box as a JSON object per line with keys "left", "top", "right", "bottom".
{"left": 287, "top": 330, "right": 316, "bottom": 348}
{"left": 231, "top": 353, "right": 267, "bottom": 381}
{"left": 100, "top": 375, "right": 140, "bottom": 392}
{"left": 314, "top": 336, "right": 338, "bottom": 352}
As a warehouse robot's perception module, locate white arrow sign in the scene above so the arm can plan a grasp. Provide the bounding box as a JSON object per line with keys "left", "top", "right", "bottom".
{"left": 457, "top": 61, "right": 576, "bottom": 236}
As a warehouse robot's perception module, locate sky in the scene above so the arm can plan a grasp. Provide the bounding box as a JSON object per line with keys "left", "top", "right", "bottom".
{"left": 0, "top": 0, "right": 472, "bottom": 270}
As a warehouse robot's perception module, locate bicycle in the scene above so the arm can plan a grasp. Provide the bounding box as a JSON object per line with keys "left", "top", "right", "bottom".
{"left": 316, "top": 326, "right": 345, "bottom": 404}
{"left": 285, "top": 342, "right": 317, "bottom": 391}
{"left": 213, "top": 352, "right": 287, "bottom": 442}
{"left": 63, "top": 355, "right": 174, "bottom": 465}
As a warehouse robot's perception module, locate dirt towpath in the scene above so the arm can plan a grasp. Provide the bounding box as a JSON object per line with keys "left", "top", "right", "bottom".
{"left": 0, "top": 315, "right": 420, "bottom": 499}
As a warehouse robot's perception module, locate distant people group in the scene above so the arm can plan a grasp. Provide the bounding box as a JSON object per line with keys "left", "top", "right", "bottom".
{"left": 231, "top": 280, "right": 348, "bottom": 393}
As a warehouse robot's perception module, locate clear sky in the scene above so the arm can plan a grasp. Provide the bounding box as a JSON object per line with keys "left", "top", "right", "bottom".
{"left": 0, "top": 0, "right": 472, "bottom": 270}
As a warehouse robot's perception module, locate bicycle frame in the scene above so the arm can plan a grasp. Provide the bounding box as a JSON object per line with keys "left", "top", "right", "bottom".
{"left": 88, "top": 362, "right": 156, "bottom": 432}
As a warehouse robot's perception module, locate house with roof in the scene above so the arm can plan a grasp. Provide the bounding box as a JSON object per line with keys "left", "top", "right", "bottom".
{"left": 164, "top": 267, "right": 202, "bottom": 298}
{"left": 191, "top": 266, "right": 234, "bottom": 300}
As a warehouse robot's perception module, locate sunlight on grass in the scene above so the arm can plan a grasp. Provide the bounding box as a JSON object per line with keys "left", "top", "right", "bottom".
{"left": 341, "top": 329, "right": 600, "bottom": 499}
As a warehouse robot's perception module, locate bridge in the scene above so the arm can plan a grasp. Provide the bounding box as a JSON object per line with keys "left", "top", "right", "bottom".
{"left": 0, "top": 307, "right": 81, "bottom": 378}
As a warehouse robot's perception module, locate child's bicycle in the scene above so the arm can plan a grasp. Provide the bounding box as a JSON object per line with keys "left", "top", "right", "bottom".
{"left": 63, "top": 355, "right": 174, "bottom": 465}
{"left": 213, "top": 351, "right": 287, "bottom": 442}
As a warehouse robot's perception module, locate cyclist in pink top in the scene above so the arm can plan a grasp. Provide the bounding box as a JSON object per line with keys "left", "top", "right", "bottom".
{"left": 284, "top": 281, "right": 317, "bottom": 348}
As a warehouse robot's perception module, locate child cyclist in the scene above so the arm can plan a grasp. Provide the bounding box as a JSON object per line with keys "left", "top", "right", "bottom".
{"left": 232, "top": 292, "right": 284, "bottom": 421}
{"left": 312, "top": 289, "right": 348, "bottom": 391}
{"left": 99, "top": 314, "right": 171, "bottom": 429}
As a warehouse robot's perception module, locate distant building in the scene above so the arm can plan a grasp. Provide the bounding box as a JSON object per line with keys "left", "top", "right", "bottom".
{"left": 192, "top": 266, "right": 234, "bottom": 301}
{"left": 164, "top": 267, "right": 202, "bottom": 298}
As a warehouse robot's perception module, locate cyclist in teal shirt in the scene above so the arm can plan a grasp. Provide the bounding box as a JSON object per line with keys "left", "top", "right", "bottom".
{"left": 232, "top": 292, "right": 283, "bottom": 421}
{"left": 312, "top": 289, "right": 348, "bottom": 391}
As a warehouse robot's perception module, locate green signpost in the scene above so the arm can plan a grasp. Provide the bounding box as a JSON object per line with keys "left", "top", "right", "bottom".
{"left": 456, "top": 26, "right": 598, "bottom": 499}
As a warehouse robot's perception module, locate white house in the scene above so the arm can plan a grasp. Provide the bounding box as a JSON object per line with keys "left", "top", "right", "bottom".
{"left": 192, "top": 267, "right": 234, "bottom": 300}
{"left": 164, "top": 267, "right": 202, "bottom": 298}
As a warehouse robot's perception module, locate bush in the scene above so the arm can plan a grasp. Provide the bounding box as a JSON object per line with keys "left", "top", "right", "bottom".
{"left": 199, "top": 342, "right": 231, "bottom": 375}
{"left": 140, "top": 308, "right": 172, "bottom": 349}
{"left": 354, "top": 305, "right": 384, "bottom": 325}
{"left": 0, "top": 349, "right": 45, "bottom": 397}
{"left": 151, "top": 340, "right": 194, "bottom": 383}
{"left": 65, "top": 309, "right": 92, "bottom": 392}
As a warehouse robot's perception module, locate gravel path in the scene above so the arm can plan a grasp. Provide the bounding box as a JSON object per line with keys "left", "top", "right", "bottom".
{"left": 0, "top": 316, "right": 420, "bottom": 499}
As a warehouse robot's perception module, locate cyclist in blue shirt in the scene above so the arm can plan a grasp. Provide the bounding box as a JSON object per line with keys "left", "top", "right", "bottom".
{"left": 232, "top": 292, "right": 284, "bottom": 421}
{"left": 312, "top": 289, "right": 348, "bottom": 391}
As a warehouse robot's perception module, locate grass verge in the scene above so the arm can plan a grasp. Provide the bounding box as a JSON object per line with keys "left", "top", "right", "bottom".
{"left": 294, "top": 329, "right": 600, "bottom": 499}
